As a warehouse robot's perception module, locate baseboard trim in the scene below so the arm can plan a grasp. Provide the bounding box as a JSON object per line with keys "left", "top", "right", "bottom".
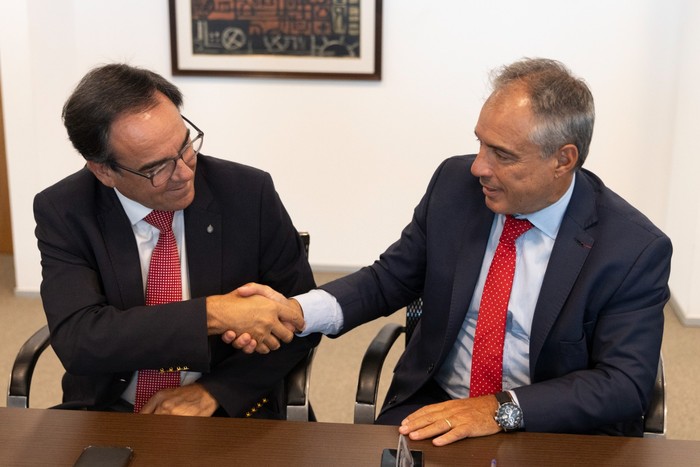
{"left": 668, "top": 294, "right": 700, "bottom": 327}
{"left": 13, "top": 288, "right": 40, "bottom": 298}
{"left": 310, "top": 264, "right": 362, "bottom": 274}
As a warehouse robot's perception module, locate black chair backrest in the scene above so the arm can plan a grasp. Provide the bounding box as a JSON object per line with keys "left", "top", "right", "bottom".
{"left": 299, "top": 231, "right": 310, "bottom": 257}
{"left": 405, "top": 298, "right": 423, "bottom": 344}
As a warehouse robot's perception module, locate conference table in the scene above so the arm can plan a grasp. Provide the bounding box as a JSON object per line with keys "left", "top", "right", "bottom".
{"left": 1, "top": 407, "right": 699, "bottom": 466}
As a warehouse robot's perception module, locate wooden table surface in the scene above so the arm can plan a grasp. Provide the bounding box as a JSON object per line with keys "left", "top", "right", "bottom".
{"left": 1, "top": 407, "right": 699, "bottom": 466}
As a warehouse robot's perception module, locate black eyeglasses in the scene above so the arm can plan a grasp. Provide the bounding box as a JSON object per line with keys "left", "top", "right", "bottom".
{"left": 110, "top": 115, "right": 204, "bottom": 187}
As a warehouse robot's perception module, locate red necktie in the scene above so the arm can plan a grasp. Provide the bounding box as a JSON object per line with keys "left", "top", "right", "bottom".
{"left": 134, "top": 210, "right": 182, "bottom": 413}
{"left": 469, "top": 215, "right": 532, "bottom": 398}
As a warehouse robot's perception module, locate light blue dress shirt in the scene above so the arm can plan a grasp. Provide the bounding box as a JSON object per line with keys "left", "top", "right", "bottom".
{"left": 298, "top": 176, "right": 576, "bottom": 400}
{"left": 434, "top": 176, "right": 575, "bottom": 398}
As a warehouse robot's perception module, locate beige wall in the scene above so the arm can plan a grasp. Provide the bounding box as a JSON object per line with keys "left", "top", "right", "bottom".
{"left": 0, "top": 76, "right": 11, "bottom": 254}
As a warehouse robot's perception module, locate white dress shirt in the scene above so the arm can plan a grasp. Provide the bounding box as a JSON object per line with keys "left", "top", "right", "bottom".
{"left": 114, "top": 189, "right": 201, "bottom": 404}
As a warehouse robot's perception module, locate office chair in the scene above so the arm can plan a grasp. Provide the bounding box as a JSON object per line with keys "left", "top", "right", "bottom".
{"left": 353, "top": 298, "right": 666, "bottom": 437}
{"left": 7, "top": 232, "right": 316, "bottom": 422}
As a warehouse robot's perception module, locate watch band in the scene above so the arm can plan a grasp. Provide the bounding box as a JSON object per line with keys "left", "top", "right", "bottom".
{"left": 495, "top": 391, "right": 514, "bottom": 405}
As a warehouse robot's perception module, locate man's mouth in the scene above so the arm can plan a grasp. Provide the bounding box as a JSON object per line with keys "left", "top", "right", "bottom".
{"left": 481, "top": 184, "right": 499, "bottom": 196}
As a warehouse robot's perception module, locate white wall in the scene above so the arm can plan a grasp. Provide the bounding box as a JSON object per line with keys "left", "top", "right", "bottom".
{"left": 1, "top": 1, "right": 694, "bottom": 320}
{"left": 666, "top": 1, "right": 700, "bottom": 325}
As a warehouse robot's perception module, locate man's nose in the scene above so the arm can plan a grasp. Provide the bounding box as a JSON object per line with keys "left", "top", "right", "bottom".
{"left": 471, "top": 150, "right": 490, "bottom": 178}
{"left": 172, "top": 157, "right": 195, "bottom": 181}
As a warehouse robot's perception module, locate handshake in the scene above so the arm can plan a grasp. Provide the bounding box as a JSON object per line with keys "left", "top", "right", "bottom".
{"left": 205, "top": 283, "right": 303, "bottom": 354}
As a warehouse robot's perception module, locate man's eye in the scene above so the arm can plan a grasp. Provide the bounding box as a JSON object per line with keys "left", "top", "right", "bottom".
{"left": 494, "top": 149, "right": 514, "bottom": 162}
{"left": 147, "top": 162, "right": 169, "bottom": 177}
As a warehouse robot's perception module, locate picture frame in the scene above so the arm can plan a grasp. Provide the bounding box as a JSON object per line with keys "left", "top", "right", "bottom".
{"left": 169, "top": 0, "right": 382, "bottom": 80}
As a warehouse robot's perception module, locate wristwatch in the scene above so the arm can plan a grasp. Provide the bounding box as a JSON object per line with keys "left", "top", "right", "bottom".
{"left": 494, "top": 391, "right": 523, "bottom": 432}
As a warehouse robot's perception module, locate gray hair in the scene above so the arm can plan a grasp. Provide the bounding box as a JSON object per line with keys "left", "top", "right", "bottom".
{"left": 490, "top": 58, "right": 595, "bottom": 167}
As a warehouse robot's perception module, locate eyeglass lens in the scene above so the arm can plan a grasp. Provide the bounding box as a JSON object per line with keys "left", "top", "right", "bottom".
{"left": 150, "top": 130, "right": 203, "bottom": 187}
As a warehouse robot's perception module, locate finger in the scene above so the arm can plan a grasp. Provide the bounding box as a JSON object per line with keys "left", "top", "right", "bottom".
{"left": 263, "top": 335, "right": 282, "bottom": 351}
{"left": 238, "top": 338, "right": 258, "bottom": 354}
{"left": 401, "top": 403, "right": 444, "bottom": 429}
{"left": 233, "top": 333, "right": 253, "bottom": 349}
{"left": 271, "top": 321, "right": 294, "bottom": 343}
{"left": 139, "top": 393, "right": 163, "bottom": 414}
{"left": 400, "top": 404, "right": 456, "bottom": 438}
{"left": 221, "top": 330, "right": 237, "bottom": 344}
{"left": 432, "top": 429, "right": 467, "bottom": 447}
{"left": 406, "top": 419, "right": 452, "bottom": 441}
{"left": 399, "top": 416, "right": 437, "bottom": 437}
{"left": 255, "top": 342, "right": 271, "bottom": 354}
{"left": 241, "top": 341, "right": 257, "bottom": 354}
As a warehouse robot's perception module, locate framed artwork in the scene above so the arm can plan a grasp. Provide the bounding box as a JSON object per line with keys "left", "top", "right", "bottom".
{"left": 169, "top": 0, "right": 382, "bottom": 80}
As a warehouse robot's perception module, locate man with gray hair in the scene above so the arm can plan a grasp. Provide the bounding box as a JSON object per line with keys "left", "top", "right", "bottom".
{"left": 234, "top": 58, "right": 672, "bottom": 443}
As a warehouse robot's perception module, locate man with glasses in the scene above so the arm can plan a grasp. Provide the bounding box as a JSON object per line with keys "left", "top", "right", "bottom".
{"left": 33, "top": 63, "right": 318, "bottom": 417}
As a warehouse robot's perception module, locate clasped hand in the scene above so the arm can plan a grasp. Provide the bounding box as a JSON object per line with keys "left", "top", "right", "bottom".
{"left": 206, "top": 284, "right": 304, "bottom": 354}
{"left": 139, "top": 383, "right": 218, "bottom": 417}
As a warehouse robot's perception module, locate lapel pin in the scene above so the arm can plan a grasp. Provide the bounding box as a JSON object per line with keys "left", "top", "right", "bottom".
{"left": 207, "top": 225, "right": 214, "bottom": 233}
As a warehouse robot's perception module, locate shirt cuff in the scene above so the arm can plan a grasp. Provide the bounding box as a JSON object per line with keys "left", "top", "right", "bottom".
{"left": 293, "top": 289, "right": 344, "bottom": 336}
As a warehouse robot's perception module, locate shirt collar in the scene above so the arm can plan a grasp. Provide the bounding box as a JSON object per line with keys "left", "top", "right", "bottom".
{"left": 513, "top": 173, "right": 576, "bottom": 240}
{"left": 114, "top": 188, "right": 155, "bottom": 226}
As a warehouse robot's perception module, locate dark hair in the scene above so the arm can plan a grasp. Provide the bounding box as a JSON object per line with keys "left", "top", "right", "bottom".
{"left": 490, "top": 58, "right": 595, "bottom": 167}
{"left": 62, "top": 64, "right": 183, "bottom": 163}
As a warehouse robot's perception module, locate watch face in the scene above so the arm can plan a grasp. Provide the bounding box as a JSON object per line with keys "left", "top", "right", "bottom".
{"left": 496, "top": 402, "right": 523, "bottom": 431}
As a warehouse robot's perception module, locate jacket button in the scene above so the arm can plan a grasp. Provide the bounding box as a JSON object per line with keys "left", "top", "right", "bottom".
{"left": 427, "top": 363, "right": 434, "bottom": 373}
{"left": 388, "top": 396, "right": 398, "bottom": 405}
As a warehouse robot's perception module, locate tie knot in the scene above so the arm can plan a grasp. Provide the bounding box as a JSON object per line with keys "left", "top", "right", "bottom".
{"left": 501, "top": 215, "right": 533, "bottom": 243}
{"left": 144, "top": 210, "right": 175, "bottom": 232}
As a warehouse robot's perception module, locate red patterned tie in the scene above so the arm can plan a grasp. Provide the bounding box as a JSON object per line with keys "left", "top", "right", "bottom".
{"left": 134, "top": 210, "right": 182, "bottom": 413}
{"left": 469, "top": 215, "right": 532, "bottom": 398}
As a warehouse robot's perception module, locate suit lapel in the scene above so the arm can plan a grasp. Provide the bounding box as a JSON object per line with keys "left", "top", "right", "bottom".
{"left": 184, "top": 171, "right": 223, "bottom": 297}
{"left": 96, "top": 186, "right": 145, "bottom": 308}
{"left": 529, "top": 172, "right": 597, "bottom": 368}
{"left": 442, "top": 199, "right": 495, "bottom": 357}
{"left": 97, "top": 170, "right": 223, "bottom": 306}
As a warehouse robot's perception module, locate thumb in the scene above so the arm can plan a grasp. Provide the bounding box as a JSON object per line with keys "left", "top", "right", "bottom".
{"left": 235, "top": 282, "right": 270, "bottom": 298}
{"left": 278, "top": 299, "right": 305, "bottom": 332}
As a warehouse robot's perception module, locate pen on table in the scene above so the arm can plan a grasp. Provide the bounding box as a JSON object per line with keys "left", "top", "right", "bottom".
{"left": 490, "top": 459, "right": 497, "bottom": 467}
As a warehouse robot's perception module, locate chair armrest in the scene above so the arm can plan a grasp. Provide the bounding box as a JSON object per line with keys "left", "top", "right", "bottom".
{"left": 7, "top": 325, "right": 51, "bottom": 408}
{"left": 285, "top": 347, "right": 316, "bottom": 422}
{"left": 354, "top": 323, "right": 405, "bottom": 424}
{"left": 643, "top": 354, "right": 666, "bottom": 437}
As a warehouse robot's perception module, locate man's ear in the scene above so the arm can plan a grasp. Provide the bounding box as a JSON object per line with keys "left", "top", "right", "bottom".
{"left": 86, "top": 161, "right": 116, "bottom": 188}
{"left": 554, "top": 144, "right": 579, "bottom": 177}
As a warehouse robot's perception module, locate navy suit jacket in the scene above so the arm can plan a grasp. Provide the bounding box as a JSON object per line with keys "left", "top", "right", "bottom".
{"left": 322, "top": 155, "right": 671, "bottom": 435}
{"left": 34, "top": 155, "right": 320, "bottom": 416}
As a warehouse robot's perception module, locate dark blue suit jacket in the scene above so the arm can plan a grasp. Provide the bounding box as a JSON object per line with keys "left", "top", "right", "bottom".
{"left": 34, "top": 155, "right": 319, "bottom": 416}
{"left": 322, "top": 155, "right": 671, "bottom": 435}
